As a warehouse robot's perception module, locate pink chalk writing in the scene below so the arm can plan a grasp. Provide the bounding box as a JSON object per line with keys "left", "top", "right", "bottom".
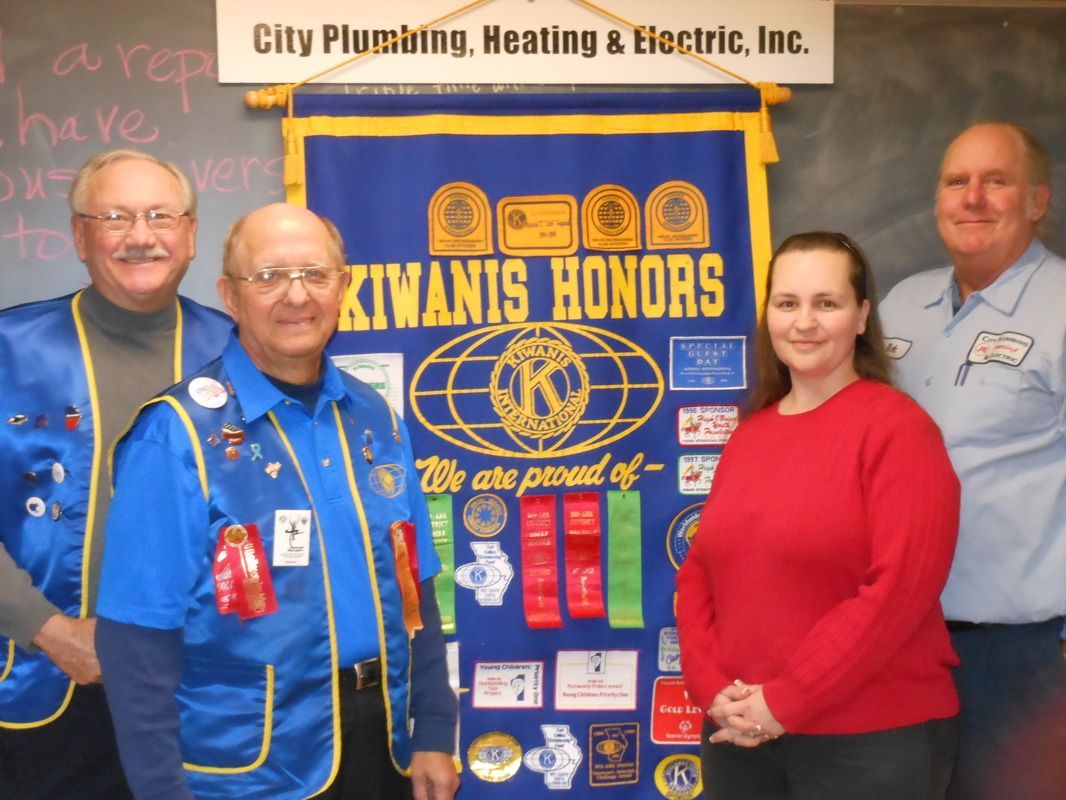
{"left": 17, "top": 85, "right": 159, "bottom": 147}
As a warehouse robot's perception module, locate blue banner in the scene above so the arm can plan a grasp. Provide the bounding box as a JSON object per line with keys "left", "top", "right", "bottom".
{"left": 288, "top": 90, "right": 772, "bottom": 800}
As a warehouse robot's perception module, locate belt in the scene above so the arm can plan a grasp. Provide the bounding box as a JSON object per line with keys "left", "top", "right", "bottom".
{"left": 945, "top": 620, "right": 987, "bottom": 632}
{"left": 349, "top": 657, "right": 382, "bottom": 690}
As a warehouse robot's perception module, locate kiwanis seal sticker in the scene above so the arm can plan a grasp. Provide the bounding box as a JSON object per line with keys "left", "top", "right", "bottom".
{"left": 654, "top": 754, "right": 702, "bottom": 800}
{"left": 464, "top": 493, "right": 507, "bottom": 538}
{"left": 468, "top": 732, "right": 522, "bottom": 782}
{"left": 369, "top": 464, "right": 406, "bottom": 499}
{"left": 667, "top": 503, "right": 702, "bottom": 570}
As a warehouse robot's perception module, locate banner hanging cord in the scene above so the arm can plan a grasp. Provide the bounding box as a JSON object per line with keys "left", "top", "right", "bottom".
{"left": 247, "top": 0, "right": 792, "bottom": 183}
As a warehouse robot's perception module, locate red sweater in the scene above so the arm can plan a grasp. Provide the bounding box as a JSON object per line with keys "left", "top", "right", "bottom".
{"left": 676, "top": 380, "right": 961, "bottom": 734}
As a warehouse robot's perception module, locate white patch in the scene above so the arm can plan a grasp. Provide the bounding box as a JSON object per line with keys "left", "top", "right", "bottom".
{"left": 677, "top": 404, "right": 738, "bottom": 446}
{"left": 472, "top": 661, "right": 544, "bottom": 709}
{"left": 883, "top": 338, "right": 912, "bottom": 360}
{"left": 658, "top": 627, "right": 681, "bottom": 672}
{"left": 188, "top": 377, "right": 228, "bottom": 409}
{"left": 454, "top": 542, "right": 514, "bottom": 605}
{"left": 272, "top": 510, "right": 311, "bottom": 567}
{"left": 966, "top": 331, "right": 1033, "bottom": 367}
{"left": 51, "top": 462, "right": 66, "bottom": 484}
{"left": 678, "top": 454, "right": 720, "bottom": 496}
{"left": 523, "top": 725, "right": 582, "bottom": 789}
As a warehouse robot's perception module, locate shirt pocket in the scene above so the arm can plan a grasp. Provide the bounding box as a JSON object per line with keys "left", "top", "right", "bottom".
{"left": 178, "top": 656, "right": 275, "bottom": 773}
{"left": 944, "top": 364, "right": 1040, "bottom": 447}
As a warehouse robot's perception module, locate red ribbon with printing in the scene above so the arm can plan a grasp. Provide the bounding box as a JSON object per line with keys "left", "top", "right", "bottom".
{"left": 213, "top": 523, "right": 278, "bottom": 621}
{"left": 519, "top": 494, "right": 563, "bottom": 628}
{"left": 563, "top": 492, "right": 606, "bottom": 618}
{"left": 390, "top": 520, "right": 424, "bottom": 636}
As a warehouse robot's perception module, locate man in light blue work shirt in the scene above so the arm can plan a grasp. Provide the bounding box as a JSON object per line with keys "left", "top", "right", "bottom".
{"left": 880, "top": 122, "right": 1066, "bottom": 800}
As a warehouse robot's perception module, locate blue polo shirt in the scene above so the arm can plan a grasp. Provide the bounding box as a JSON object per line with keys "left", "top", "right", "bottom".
{"left": 880, "top": 241, "right": 1066, "bottom": 624}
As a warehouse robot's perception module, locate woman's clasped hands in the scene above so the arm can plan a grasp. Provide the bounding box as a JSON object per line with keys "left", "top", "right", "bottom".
{"left": 706, "top": 679, "right": 786, "bottom": 748}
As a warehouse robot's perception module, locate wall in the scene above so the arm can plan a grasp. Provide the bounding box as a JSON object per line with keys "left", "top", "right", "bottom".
{"left": 1, "top": 3, "right": 1064, "bottom": 310}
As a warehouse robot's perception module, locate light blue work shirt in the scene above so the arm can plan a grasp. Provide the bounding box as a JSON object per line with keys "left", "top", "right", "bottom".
{"left": 880, "top": 240, "right": 1066, "bottom": 624}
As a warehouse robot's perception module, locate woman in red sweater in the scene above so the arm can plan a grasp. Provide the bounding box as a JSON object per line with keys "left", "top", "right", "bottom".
{"left": 676, "top": 232, "right": 960, "bottom": 799}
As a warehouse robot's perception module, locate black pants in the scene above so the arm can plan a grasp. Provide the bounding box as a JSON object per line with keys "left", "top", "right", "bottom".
{"left": 947, "top": 619, "right": 1066, "bottom": 800}
{"left": 312, "top": 672, "right": 414, "bottom": 800}
{"left": 701, "top": 717, "right": 958, "bottom": 800}
{"left": 0, "top": 683, "right": 133, "bottom": 800}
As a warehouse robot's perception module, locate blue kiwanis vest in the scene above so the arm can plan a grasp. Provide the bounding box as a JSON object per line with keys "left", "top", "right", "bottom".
{"left": 122, "top": 348, "right": 419, "bottom": 799}
{"left": 0, "top": 291, "right": 230, "bottom": 728}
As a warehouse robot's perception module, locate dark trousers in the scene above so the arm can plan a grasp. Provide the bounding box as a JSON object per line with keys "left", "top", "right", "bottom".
{"left": 312, "top": 671, "right": 414, "bottom": 800}
{"left": 0, "top": 683, "right": 133, "bottom": 800}
{"left": 947, "top": 618, "right": 1066, "bottom": 800}
{"left": 701, "top": 717, "right": 958, "bottom": 800}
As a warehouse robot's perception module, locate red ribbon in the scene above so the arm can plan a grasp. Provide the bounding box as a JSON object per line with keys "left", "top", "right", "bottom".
{"left": 563, "top": 492, "right": 606, "bottom": 618}
{"left": 519, "top": 495, "right": 563, "bottom": 628}
{"left": 213, "top": 524, "right": 278, "bottom": 621}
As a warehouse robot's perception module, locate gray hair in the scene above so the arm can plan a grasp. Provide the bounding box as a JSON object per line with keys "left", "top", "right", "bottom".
{"left": 68, "top": 149, "right": 197, "bottom": 216}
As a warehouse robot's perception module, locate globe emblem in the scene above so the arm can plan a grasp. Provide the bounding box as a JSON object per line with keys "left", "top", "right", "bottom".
{"left": 593, "top": 197, "right": 628, "bottom": 234}
{"left": 455, "top": 562, "right": 502, "bottom": 589}
{"left": 660, "top": 193, "right": 694, "bottom": 231}
{"left": 410, "top": 323, "right": 663, "bottom": 458}
{"left": 441, "top": 195, "right": 478, "bottom": 236}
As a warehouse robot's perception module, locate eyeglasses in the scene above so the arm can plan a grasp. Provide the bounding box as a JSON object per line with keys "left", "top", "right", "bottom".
{"left": 230, "top": 265, "right": 348, "bottom": 295}
{"left": 77, "top": 210, "right": 190, "bottom": 233}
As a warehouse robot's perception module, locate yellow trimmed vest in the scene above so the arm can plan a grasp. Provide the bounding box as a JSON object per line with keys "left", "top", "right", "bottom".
{"left": 0, "top": 291, "right": 229, "bottom": 729}
{"left": 120, "top": 352, "right": 418, "bottom": 799}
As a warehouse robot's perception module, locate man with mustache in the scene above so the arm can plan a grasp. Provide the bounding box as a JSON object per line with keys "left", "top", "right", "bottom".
{"left": 880, "top": 122, "right": 1066, "bottom": 799}
{"left": 0, "top": 150, "right": 231, "bottom": 799}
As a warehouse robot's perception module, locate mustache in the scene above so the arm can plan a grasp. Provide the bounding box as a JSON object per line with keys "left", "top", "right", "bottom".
{"left": 114, "top": 246, "right": 170, "bottom": 261}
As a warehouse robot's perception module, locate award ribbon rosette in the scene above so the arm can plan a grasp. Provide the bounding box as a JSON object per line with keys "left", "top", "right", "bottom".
{"left": 562, "top": 492, "right": 606, "bottom": 618}
{"left": 213, "top": 524, "right": 278, "bottom": 621}
{"left": 390, "top": 520, "right": 424, "bottom": 636}
{"left": 519, "top": 494, "right": 563, "bottom": 628}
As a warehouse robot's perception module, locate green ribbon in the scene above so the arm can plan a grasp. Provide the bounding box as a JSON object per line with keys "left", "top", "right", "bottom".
{"left": 607, "top": 490, "right": 643, "bottom": 628}
{"left": 426, "top": 493, "right": 456, "bottom": 634}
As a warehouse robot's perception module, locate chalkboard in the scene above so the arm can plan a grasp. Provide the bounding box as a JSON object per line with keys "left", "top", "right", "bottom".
{"left": 1, "top": 2, "right": 1064, "bottom": 306}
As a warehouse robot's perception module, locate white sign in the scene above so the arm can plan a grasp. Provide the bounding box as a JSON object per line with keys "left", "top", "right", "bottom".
{"left": 554, "top": 649, "right": 638, "bottom": 711}
{"left": 331, "top": 352, "right": 405, "bottom": 417}
{"left": 473, "top": 661, "right": 545, "bottom": 708}
{"left": 216, "top": 0, "right": 834, "bottom": 85}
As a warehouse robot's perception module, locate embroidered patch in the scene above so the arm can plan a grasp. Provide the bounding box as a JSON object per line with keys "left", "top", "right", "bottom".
{"left": 369, "top": 464, "right": 407, "bottom": 498}
{"left": 966, "top": 331, "right": 1034, "bottom": 367}
{"left": 883, "top": 338, "right": 912, "bottom": 359}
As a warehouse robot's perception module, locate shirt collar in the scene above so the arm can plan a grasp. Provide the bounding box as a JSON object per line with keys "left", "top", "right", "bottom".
{"left": 220, "top": 332, "right": 347, "bottom": 422}
{"left": 928, "top": 239, "right": 1047, "bottom": 315}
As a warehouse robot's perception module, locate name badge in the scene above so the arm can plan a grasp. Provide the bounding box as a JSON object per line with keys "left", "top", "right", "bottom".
{"left": 273, "top": 510, "right": 312, "bottom": 567}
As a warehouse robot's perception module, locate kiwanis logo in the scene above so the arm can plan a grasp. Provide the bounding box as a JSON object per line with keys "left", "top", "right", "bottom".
{"left": 490, "top": 336, "right": 590, "bottom": 440}
{"left": 410, "top": 323, "right": 663, "bottom": 458}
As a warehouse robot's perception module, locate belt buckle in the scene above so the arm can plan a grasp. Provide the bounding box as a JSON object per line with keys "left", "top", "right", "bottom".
{"left": 354, "top": 657, "right": 381, "bottom": 690}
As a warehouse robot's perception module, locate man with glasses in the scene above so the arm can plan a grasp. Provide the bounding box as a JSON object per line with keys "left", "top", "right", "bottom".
{"left": 95, "top": 203, "right": 459, "bottom": 800}
{"left": 881, "top": 122, "right": 1066, "bottom": 799}
{"left": 0, "top": 150, "right": 231, "bottom": 799}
